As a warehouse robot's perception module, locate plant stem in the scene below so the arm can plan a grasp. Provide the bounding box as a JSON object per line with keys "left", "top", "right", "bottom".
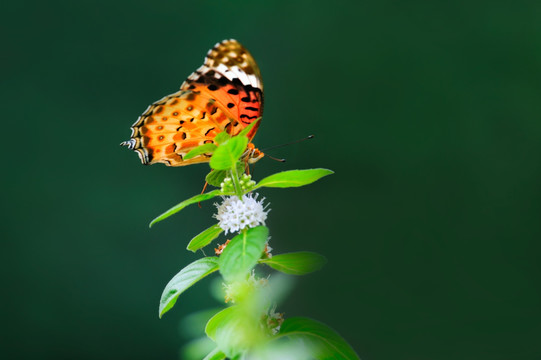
{"left": 231, "top": 164, "right": 243, "bottom": 198}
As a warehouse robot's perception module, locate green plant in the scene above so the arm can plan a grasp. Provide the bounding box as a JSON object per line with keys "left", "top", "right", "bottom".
{"left": 149, "top": 120, "right": 359, "bottom": 359}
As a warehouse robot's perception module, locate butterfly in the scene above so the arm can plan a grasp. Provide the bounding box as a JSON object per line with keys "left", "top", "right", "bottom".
{"left": 121, "top": 39, "right": 264, "bottom": 166}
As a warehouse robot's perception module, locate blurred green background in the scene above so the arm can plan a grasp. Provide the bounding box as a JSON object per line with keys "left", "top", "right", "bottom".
{"left": 2, "top": 0, "right": 541, "bottom": 359}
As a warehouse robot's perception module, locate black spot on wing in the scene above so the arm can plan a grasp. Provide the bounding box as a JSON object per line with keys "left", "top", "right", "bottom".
{"left": 240, "top": 114, "right": 258, "bottom": 120}
{"left": 218, "top": 77, "right": 229, "bottom": 86}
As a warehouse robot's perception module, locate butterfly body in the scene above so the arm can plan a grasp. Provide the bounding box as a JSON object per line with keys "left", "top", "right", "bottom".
{"left": 122, "top": 39, "right": 264, "bottom": 166}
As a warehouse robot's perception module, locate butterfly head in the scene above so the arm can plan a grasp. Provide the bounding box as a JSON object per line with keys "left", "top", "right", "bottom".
{"left": 244, "top": 143, "right": 265, "bottom": 164}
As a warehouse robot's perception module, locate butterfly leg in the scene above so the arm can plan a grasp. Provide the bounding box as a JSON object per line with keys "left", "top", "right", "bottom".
{"left": 198, "top": 181, "right": 209, "bottom": 208}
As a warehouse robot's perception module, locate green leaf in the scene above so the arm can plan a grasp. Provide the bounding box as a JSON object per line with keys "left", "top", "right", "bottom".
{"left": 187, "top": 224, "right": 223, "bottom": 253}
{"left": 206, "top": 162, "right": 245, "bottom": 188}
{"left": 214, "top": 132, "right": 231, "bottom": 145}
{"left": 259, "top": 252, "right": 327, "bottom": 275}
{"left": 219, "top": 226, "right": 269, "bottom": 282}
{"left": 202, "top": 348, "right": 226, "bottom": 360}
{"left": 184, "top": 143, "right": 218, "bottom": 160}
{"left": 255, "top": 168, "right": 334, "bottom": 189}
{"left": 210, "top": 136, "right": 249, "bottom": 170}
{"left": 206, "top": 306, "right": 245, "bottom": 358}
{"left": 159, "top": 257, "right": 220, "bottom": 318}
{"left": 277, "top": 317, "right": 360, "bottom": 360}
{"left": 149, "top": 190, "right": 221, "bottom": 227}
{"left": 236, "top": 161, "right": 247, "bottom": 175}
{"left": 249, "top": 340, "right": 314, "bottom": 360}
{"left": 206, "top": 170, "right": 228, "bottom": 187}
{"left": 205, "top": 306, "right": 237, "bottom": 341}
{"left": 238, "top": 117, "right": 261, "bottom": 138}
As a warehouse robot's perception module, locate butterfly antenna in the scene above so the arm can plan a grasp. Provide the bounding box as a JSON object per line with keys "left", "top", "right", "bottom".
{"left": 265, "top": 154, "right": 286, "bottom": 162}
{"left": 261, "top": 135, "right": 314, "bottom": 152}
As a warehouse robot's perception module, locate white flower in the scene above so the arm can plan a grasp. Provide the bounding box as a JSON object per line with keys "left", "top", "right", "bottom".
{"left": 214, "top": 193, "right": 269, "bottom": 234}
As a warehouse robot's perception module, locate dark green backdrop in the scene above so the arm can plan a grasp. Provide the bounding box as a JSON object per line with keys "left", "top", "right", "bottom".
{"left": 3, "top": 0, "right": 540, "bottom": 359}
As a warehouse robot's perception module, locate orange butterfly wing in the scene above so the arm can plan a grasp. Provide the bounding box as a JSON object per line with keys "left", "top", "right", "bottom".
{"left": 122, "top": 39, "right": 264, "bottom": 166}
{"left": 181, "top": 39, "right": 264, "bottom": 140}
